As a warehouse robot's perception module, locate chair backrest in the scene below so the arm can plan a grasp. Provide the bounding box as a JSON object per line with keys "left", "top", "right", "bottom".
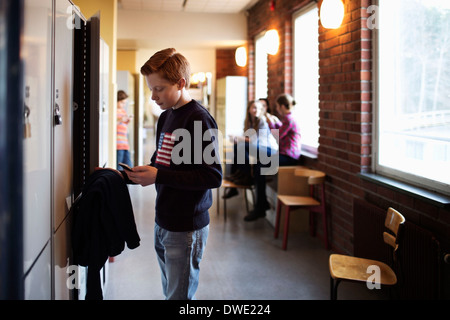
{"left": 277, "top": 166, "right": 310, "bottom": 196}
{"left": 294, "top": 168, "right": 326, "bottom": 188}
{"left": 383, "top": 207, "right": 406, "bottom": 251}
{"left": 277, "top": 167, "right": 326, "bottom": 197}
{"left": 294, "top": 168, "right": 325, "bottom": 182}
{"left": 306, "top": 170, "right": 326, "bottom": 185}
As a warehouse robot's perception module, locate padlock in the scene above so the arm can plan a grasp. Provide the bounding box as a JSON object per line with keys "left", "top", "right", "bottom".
{"left": 24, "top": 104, "right": 31, "bottom": 138}
{"left": 54, "top": 104, "right": 62, "bottom": 125}
{"left": 23, "top": 87, "right": 32, "bottom": 138}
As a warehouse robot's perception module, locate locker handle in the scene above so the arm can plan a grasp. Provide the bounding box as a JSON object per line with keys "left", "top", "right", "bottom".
{"left": 54, "top": 103, "right": 62, "bottom": 125}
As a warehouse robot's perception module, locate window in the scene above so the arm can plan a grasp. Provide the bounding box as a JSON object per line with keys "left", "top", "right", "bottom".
{"left": 375, "top": 0, "right": 450, "bottom": 195}
{"left": 293, "top": 4, "right": 319, "bottom": 152}
{"left": 255, "top": 32, "right": 268, "bottom": 100}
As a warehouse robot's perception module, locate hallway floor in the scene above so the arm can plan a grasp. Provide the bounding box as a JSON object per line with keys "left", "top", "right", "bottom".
{"left": 104, "top": 183, "right": 389, "bottom": 300}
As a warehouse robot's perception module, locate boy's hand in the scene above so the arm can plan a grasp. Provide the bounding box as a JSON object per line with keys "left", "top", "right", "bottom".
{"left": 126, "top": 165, "right": 158, "bottom": 186}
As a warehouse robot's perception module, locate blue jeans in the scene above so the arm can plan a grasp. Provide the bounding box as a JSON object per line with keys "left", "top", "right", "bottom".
{"left": 279, "top": 154, "right": 298, "bottom": 166}
{"left": 117, "top": 149, "right": 132, "bottom": 170}
{"left": 154, "top": 223, "right": 209, "bottom": 300}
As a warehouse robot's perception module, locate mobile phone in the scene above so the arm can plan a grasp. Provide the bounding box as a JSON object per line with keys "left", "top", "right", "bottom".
{"left": 119, "top": 163, "right": 132, "bottom": 171}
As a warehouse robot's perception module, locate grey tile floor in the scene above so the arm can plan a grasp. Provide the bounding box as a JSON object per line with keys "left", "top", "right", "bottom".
{"left": 103, "top": 183, "right": 388, "bottom": 300}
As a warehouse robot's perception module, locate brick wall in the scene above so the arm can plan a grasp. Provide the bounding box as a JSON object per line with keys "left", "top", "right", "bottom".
{"left": 317, "top": 0, "right": 374, "bottom": 253}
{"left": 244, "top": 0, "right": 450, "bottom": 256}
{"left": 215, "top": 48, "right": 247, "bottom": 80}
{"left": 247, "top": 0, "right": 309, "bottom": 105}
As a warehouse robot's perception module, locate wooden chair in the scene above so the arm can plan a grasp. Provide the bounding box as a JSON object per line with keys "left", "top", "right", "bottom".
{"left": 274, "top": 167, "right": 329, "bottom": 250}
{"left": 221, "top": 179, "right": 255, "bottom": 221}
{"left": 329, "top": 207, "right": 405, "bottom": 300}
{"left": 219, "top": 138, "right": 256, "bottom": 221}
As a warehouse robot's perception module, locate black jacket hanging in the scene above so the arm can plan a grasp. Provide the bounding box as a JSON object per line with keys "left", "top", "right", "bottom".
{"left": 72, "top": 169, "right": 140, "bottom": 300}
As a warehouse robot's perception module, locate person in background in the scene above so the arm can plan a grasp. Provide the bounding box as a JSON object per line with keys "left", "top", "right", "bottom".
{"left": 125, "top": 48, "right": 222, "bottom": 300}
{"left": 259, "top": 97, "right": 277, "bottom": 117}
{"left": 225, "top": 100, "right": 278, "bottom": 221}
{"left": 116, "top": 90, "right": 133, "bottom": 170}
{"left": 226, "top": 100, "right": 267, "bottom": 186}
{"left": 267, "top": 93, "right": 301, "bottom": 166}
{"left": 259, "top": 97, "right": 270, "bottom": 114}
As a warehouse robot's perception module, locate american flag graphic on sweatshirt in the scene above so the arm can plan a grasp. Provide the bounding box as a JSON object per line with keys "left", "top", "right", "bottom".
{"left": 156, "top": 132, "right": 175, "bottom": 166}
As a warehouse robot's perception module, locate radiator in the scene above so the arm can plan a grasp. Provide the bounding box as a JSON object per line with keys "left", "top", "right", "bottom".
{"left": 353, "top": 197, "right": 441, "bottom": 299}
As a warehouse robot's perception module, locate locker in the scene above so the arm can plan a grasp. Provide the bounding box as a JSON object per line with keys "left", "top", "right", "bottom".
{"left": 0, "top": 0, "right": 24, "bottom": 299}
{"left": 22, "top": 0, "right": 53, "bottom": 299}
{"left": 53, "top": 0, "right": 74, "bottom": 231}
{"left": 21, "top": 0, "right": 107, "bottom": 299}
{"left": 24, "top": 244, "right": 52, "bottom": 300}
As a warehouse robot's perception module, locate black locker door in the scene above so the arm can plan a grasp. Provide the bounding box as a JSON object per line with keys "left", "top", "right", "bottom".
{"left": 0, "top": 0, "right": 24, "bottom": 300}
{"left": 73, "top": 12, "right": 100, "bottom": 198}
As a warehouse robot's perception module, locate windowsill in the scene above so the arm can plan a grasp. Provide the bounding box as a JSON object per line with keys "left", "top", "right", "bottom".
{"left": 298, "top": 150, "right": 318, "bottom": 167}
{"left": 358, "top": 172, "right": 450, "bottom": 209}
{"left": 301, "top": 149, "right": 318, "bottom": 160}
{"left": 301, "top": 146, "right": 318, "bottom": 161}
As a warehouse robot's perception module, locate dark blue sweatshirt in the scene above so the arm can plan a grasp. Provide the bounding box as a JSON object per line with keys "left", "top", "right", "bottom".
{"left": 150, "top": 100, "right": 222, "bottom": 232}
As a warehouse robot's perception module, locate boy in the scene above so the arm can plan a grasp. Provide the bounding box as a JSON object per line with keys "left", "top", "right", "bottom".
{"left": 126, "top": 48, "right": 222, "bottom": 300}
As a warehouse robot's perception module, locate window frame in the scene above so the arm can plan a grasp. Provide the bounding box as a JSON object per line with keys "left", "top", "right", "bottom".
{"left": 292, "top": 2, "right": 320, "bottom": 156}
{"left": 372, "top": 0, "right": 450, "bottom": 196}
{"left": 254, "top": 31, "right": 268, "bottom": 101}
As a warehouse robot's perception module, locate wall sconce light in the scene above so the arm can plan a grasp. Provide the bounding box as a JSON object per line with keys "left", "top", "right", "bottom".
{"left": 264, "top": 29, "right": 279, "bottom": 55}
{"left": 319, "top": 0, "right": 345, "bottom": 29}
{"left": 235, "top": 46, "right": 247, "bottom": 67}
{"left": 191, "top": 72, "right": 206, "bottom": 85}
